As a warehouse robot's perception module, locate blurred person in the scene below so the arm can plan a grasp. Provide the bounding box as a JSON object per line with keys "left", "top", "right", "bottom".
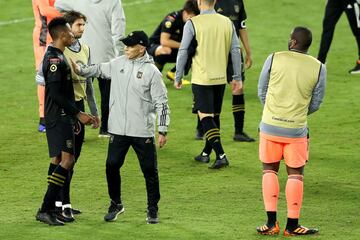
{"left": 55, "top": 0, "right": 126, "bottom": 137}
{"left": 317, "top": 0, "right": 360, "bottom": 74}
{"left": 147, "top": 0, "right": 199, "bottom": 82}
{"left": 32, "top": 0, "right": 61, "bottom": 133}
{"left": 175, "top": 0, "right": 242, "bottom": 169}
{"left": 257, "top": 27, "right": 326, "bottom": 236}
{"left": 35, "top": 17, "right": 94, "bottom": 226}
{"left": 195, "top": 0, "right": 254, "bottom": 142}
{"left": 71, "top": 31, "right": 170, "bottom": 224}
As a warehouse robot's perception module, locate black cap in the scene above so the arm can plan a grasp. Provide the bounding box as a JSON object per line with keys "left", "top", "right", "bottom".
{"left": 121, "top": 31, "right": 149, "bottom": 47}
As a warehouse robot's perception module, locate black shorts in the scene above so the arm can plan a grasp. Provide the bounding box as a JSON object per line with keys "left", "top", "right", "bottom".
{"left": 147, "top": 43, "right": 178, "bottom": 67}
{"left": 227, "top": 52, "right": 245, "bottom": 83}
{"left": 46, "top": 120, "right": 75, "bottom": 158}
{"left": 192, "top": 84, "right": 226, "bottom": 114}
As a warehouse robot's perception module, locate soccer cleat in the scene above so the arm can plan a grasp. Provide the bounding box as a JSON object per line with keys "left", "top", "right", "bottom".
{"left": 233, "top": 132, "right": 255, "bottom": 142}
{"left": 61, "top": 207, "right": 75, "bottom": 222}
{"left": 283, "top": 225, "right": 319, "bottom": 236}
{"left": 349, "top": 60, "right": 360, "bottom": 74}
{"left": 256, "top": 221, "right": 280, "bottom": 235}
{"left": 146, "top": 210, "right": 159, "bottom": 224}
{"left": 35, "top": 209, "right": 64, "bottom": 226}
{"left": 208, "top": 155, "right": 229, "bottom": 169}
{"left": 195, "top": 129, "right": 204, "bottom": 140}
{"left": 98, "top": 130, "right": 110, "bottom": 138}
{"left": 104, "top": 201, "right": 125, "bottom": 222}
{"left": 166, "top": 70, "right": 189, "bottom": 84}
{"left": 71, "top": 208, "right": 82, "bottom": 215}
{"left": 194, "top": 153, "right": 210, "bottom": 163}
{"left": 38, "top": 124, "right": 46, "bottom": 133}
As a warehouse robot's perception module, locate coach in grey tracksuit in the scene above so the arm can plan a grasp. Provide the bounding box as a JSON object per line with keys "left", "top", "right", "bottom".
{"left": 72, "top": 31, "right": 169, "bottom": 224}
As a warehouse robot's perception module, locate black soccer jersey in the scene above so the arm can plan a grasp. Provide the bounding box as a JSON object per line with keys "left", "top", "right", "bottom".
{"left": 43, "top": 46, "right": 79, "bottom": 127}
{"left": 215, "top": 0, "right": 247, "bottom": 33}
{"left": 149, "top": 10, "right": 185, "bottom": 44}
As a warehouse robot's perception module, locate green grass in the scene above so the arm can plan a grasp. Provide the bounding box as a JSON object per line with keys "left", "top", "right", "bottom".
{"left": 0, "top": 0, "right": 360, "bottom": 239}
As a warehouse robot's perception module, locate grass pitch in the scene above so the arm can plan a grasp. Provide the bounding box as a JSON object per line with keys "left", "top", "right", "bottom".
{"left": 0, "top": 0, "right": 359, "bottom": 239}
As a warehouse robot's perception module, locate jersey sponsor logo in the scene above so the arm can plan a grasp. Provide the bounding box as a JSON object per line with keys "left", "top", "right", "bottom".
{"left": 165, "top": 20, "right": 172, "bottom": 29}
{"left": 50, "top": 64, "right": 57, "bottom": 72}
{"left": 234, "top": 4, "right": 240, "bottom": 13}
{"left": 241, "top": 20, "right": 246, "bottom": 29}
{"left": 137, "top": 71, "right": 143, "bottom": 79}
{"left": 176, "top": 29, "right": 180, "bottom": 34}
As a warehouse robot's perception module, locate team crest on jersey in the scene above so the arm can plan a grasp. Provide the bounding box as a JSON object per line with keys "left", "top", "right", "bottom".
{"left": 137, "top": 71, "right": 143, "bottom": 79}
{"left": 234, "top": 5, "right": 240, "bottom": 13}
{"left": 217, "top": 7, "right": 223, "bottom": 13}
{"left": 66, "top": 140, "right": 73, "bottom": 149}
{"left": 50, "top": 64, "right": 57, "bottom": 72}
{"left": 165, "top": 21, "right": 172, "bottom": 29}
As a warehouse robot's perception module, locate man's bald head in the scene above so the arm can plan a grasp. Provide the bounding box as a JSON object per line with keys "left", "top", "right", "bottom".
{"left": 290, "top": 26, "right": 312, "bottom": 52}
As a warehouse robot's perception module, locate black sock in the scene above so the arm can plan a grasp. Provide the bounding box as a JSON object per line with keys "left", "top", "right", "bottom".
{"left": 266, "top": 211, "right": 277, "bottom": 226}
{"left": 61, "top": 169, "right": 73, "bottom": 205}
{"left": 286, "top": 218, "right": 299, "bottom": 231}
{"left": 214, "top": 114, "right": 220, "bottom": 129}
{"left": 39, "top": 117, "right": 45, "bottom": 125}
{"left": 41, "top": 165, "right": 68, "bottom": 212}
{"left": 232, "top": 94, "right": 245, "bottom": 134}
{"left": 47, "top": 163, "right": 58, "bottom": 176}
{"left": 201, "top": 116, "right": 224, "bottom": 158}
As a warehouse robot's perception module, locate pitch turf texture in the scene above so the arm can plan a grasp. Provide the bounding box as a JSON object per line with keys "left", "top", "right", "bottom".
{"left": 0, "top": 0, "right": 359, "bottom": 239}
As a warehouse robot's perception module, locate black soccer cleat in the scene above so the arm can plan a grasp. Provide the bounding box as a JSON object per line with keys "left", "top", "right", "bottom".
{"left": 71, "top": 208, "right": 82, "bottom": 215}
{"left": 194, "top": 153, "right": 210, "bottom": 163}
{"left": 194, "top": 129, "right": 204, "bottom": 140}
{"left": 36, "top": 209, "right": 64, "bottom": 226}
{"left": 57, "top": 207, "right": 75, "bottom": 222}
{"left": 349, "top": 60, "right": 360, "bottom": 74}
{"left": 209, "top": 155, "right": 229, "bottom": 169}
{"left": 104, "top": 201, "right": 125, "bottom": 222}
{"left": 256, "top": 221, "right": 280, "bottom": 235}
{"left": 146, "top": 210, "right": 159, "bottom": 224}
{"left": 283, "top": 225, "right": 319, "bottom": 236}
{"left": 233, "top": 132, "right": 255, "bottom": 142}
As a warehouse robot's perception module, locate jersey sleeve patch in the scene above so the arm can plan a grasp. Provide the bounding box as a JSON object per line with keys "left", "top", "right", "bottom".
{"left": 165, "top": 20, "right": 172, "bottom": 29}
{"left": 50, "top": 64, "right": 58, "bottom": 72}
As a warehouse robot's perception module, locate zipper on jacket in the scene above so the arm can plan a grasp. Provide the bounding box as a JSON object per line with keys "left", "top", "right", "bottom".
{"left": 123, "top": 61, "right": 135, "bottom": 135}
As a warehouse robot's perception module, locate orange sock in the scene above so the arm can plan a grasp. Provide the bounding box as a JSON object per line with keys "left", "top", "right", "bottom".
{"left": 262, "top": 170, "right": 279, "bottom": 212}
{"left": 286, "top": 174, "right": 304, "bottom": 219}
{"left": 37, "top": 85, "right": 45, "bottom": 118}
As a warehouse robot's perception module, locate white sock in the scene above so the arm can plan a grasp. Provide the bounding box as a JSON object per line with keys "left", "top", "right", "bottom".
{"left": 55, "top": 201, "right": 62, "bottom": 208}
{"left": 62, "top": 204, "right": 72, "bottom": 210}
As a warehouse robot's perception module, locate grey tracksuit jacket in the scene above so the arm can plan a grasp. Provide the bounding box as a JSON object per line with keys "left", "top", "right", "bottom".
{"left": 78, "top": 52, "right": 170, "bottom": 137}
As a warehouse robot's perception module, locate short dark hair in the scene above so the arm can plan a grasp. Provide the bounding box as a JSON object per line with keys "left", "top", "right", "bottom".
{"left": 291, "top": 26, "right": 312, "bottom": 51}
{"left": 183, "top": 0, "right": 200, "bottom": 15}
{"left": 48, "top": 17, "right": 68, "bottom": 40}
{"left": 63, "top": 10, "right": 87, "bottom": 26}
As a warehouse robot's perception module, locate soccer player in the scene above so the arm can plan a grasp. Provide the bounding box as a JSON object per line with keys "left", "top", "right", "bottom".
{"left": 318, "top": 0, "right": 360, "bottom": 73}
{"left": 194, "top": 0, "right": 254, "bottom": 142}
{"left": 257, "top": 27, "right": 326, "bottom": 236}
{"left": 55, "top": 0, "right": 126, "bottom": 137}
{"left": 71, "top": 31, "right": 170, "bottom": 224}
{"left": 148, "top": 0, "right": 199, "bottom": 82}
{"left": 32, "top": 0, "right": 61, "bottom": 132}
{"left": 35, "top": 17, "right": 94, "bottom": 226}
{"left": 175, "top": 0, "right": 242, "bottom": 169}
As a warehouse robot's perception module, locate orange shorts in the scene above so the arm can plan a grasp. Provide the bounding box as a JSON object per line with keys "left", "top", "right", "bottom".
{"left": 259, "top": 132, "right": 309, "bottom": 168}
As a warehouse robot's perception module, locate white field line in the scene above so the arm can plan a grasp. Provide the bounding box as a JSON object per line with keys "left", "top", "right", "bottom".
{"left": 0, "top": 0, "right": 154, "bottom": 26}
